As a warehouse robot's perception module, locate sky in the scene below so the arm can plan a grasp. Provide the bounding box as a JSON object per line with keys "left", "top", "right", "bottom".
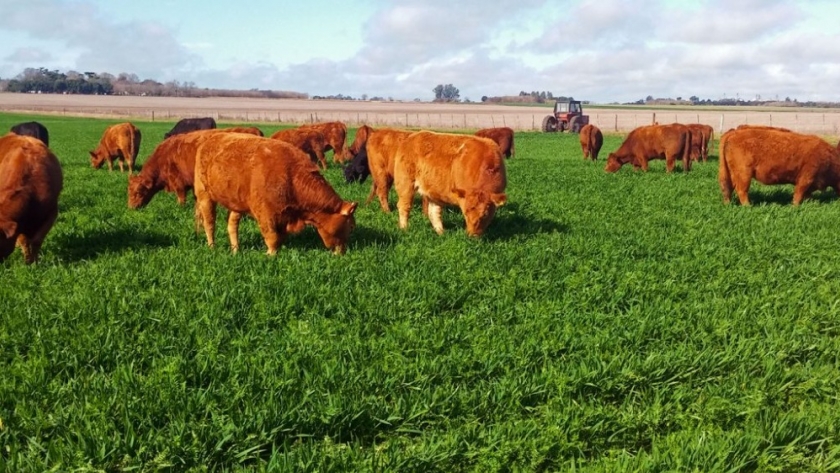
{"left": 1, "top": 0, "right": 839, "bottom": 103}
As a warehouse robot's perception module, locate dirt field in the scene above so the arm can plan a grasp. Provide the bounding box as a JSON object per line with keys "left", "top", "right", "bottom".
{"left": 2, "top": 92, "right": 840, "bottom": 136}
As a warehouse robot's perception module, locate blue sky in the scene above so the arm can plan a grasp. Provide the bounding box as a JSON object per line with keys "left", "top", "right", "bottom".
{"left": 1, "top": 0, "right": 839, "bottom": 103}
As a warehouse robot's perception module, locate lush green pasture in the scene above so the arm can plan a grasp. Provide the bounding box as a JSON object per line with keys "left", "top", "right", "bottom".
{"left": 2, "top": 113, "right": 840, "bottom": 471}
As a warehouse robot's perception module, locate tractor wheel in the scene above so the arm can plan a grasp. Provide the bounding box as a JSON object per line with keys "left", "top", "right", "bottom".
{"left": 541, "top": 115, "right": 557, "bottom": 133}
{"left": 570, "top": 117, "right": 582, "bottom": 133}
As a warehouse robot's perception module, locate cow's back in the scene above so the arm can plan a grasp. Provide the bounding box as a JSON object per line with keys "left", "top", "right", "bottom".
{"left": 367, "top": 128, "right": 413, "bottom": 176}
{"left": 10, "top": 121, "right": 49, "bottom": 147}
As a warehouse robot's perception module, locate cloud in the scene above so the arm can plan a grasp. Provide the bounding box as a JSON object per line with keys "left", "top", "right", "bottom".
{"left": 0, "top": 0, "right": 202, "bottom": 80}
{"left": 4, "top": 47, "right": 54, "bottom": 63}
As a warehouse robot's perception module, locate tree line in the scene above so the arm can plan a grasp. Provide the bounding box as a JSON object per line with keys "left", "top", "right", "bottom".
{"left": 0, "top": 67, "right": 308, "bottom": 99}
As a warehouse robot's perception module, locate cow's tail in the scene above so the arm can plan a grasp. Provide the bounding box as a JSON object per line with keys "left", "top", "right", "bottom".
{"left": 718, "top": 133, "right": 733, "bottom": 203}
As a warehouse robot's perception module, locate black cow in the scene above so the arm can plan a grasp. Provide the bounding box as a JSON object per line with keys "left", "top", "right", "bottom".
{"left": 343, "top": 145, "right": 370, "bottom": 183}
{"left": 10, "top": 121, "right": 49, "bottom": 147}
{"left": 164, "top": 117, "right": 216, "bottom": 139}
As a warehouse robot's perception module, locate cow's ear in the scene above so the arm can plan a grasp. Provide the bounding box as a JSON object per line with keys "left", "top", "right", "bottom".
{"left": 491, "top": 193, "right": 507, "bottom": 207}
{"left": 452, "top": 188, "right": 467, "bottom": 200}
{"left": 0, "top": 219, "right": 17, "bottom": 239}
{"left": 341, "top": 201, "right": 358, "bottom": 216}
{"left": 89, "top": 151, "right": 97, "bottom": 159}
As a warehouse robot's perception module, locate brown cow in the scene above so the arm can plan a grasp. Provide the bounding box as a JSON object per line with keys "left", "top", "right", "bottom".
{"left": 218, "top": 126, "right": 264, "bottom": 136}
{"left": 394, "top": 131, "right": 506, "bottom": 236}
{"left": 683, "top": 123, "right": 715, "bottom": 162}
{"left": 604, "top": 124, "right": 692, "bottom": 173}
{"left": 475, "top": 127, "right": 515, "bottom": 158}
{"left": 270, "top": 128, "right": 328, "bottom": 170}
{"left": 347, "top": 125, "right": 375, "bottom": 157}
{"left": 193, "top": 133, "right": 357, "bottom": 254}
{"left": 0, "top": 134, "right": 63, "bottom": 264}
{"left": 365, "top": 128, "right": 414, "bottom": 212}
{"left": 128, "top": 129, "right": 222, "bottom": 208}
{"left": 579, "top": 124, "right": 603, "bottom": 160}
{"left": 719, "top": 127, "right": 840, "bottom": 205}
{"left": 300, "top": 121, "right": 349, "bottom": 163}
{"left": 90, "top": 122, "right": 142, "bottom": 174}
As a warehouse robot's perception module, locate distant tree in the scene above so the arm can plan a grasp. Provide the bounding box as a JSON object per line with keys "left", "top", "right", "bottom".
{"left": 689, "top": 95, "right": 699, "bottom": 103}
{"left": 433, "top": 83, "right": 460, "bottom": 102}
{"left": 481, "top": 96, "right": 488, "bottom": 102}
{"left": 645, "top": 95, "right": 654, "bottom": 102}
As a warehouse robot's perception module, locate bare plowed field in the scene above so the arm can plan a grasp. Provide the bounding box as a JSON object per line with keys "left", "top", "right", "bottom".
{"left": 2, "top": 93, "right": 840, "bottom": 136}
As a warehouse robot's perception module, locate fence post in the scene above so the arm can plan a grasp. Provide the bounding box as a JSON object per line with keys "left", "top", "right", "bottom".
{"left": 719, "top": 114, "right": 724, "bottom": 134}
{"left": 614, "top": 114, "right": 618, "bottom": 132}
{"left": 151, "top": 110, "right": 155, "bottom": 121}
{"left": 652, "top": 112, "right": 656, "bottom": 125}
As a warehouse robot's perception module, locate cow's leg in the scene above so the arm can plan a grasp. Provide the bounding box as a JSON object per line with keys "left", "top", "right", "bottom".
{"left": 372, "top": 175, "right": 392, "bottom": 213}
{"left": 426, "top": 201, "right": 445, "bottom": 235}
{"left": 734, "top": 179, "right": 751, "bottom": 206}
{"left": 227, "top": 211, "right": 242, "bottom": 253}
{"left": 19, "top": 208, "right": 58, "bottom": 264}
{"left": 196, "top": 198, "right": 217, "bottom": 247}
{"left": 365, "top": 181, "right": 377, "bottom": 206}
{"left": 107, "top": 158, "right": 114, "bottom": 172}
{"left": 254, "top": 212, "right": 286, "bottom": 256}
{"left": 793, "top": 179, "right": 814, "bottom": 206}
{"left": 396, "top": 180, "right": 414, "bottom": 230}
{"left": 316, "top": 150, "right": 328, "bottom": 170}
{"left": 117, "top": 157, "right": 125, "bottom": 173}
{"left": 176, "top": 188, "right": 187, "bottom": 206}
{"left": 665, "top": 155, "right": 675, "bottom": 173}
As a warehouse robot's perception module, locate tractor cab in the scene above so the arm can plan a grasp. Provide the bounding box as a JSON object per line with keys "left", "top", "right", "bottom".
{"left": 542, "top": 99, "right": 589, "bottom": 133}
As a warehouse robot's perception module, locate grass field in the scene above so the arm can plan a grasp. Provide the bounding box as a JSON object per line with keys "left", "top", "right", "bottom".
{"left": 2, "top": 113, "right": 840, "bottom": 471}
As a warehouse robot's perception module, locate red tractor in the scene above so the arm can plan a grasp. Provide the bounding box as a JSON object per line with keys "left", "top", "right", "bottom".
{"left": 542, "top": 99, "right": 589, "bottom": 133}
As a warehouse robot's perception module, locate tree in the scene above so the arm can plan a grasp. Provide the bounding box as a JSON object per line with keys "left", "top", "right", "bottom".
{"left": 432, "top": 83, "right": 460, "bottom": 102}
{"left": 689, "top": 95, "right": 699, "bottom": 103}
{"left": 645, "top": 95, "right": 654, "bottom": 102}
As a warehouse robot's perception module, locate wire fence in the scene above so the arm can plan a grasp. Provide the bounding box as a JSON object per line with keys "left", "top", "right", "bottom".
{"left": 3, "top": 103, "right": 840, "bottom": 136}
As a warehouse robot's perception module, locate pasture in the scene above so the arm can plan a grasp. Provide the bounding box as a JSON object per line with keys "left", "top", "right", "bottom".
{"left": 2, "top": 113, "right": 840, "bottom": 471}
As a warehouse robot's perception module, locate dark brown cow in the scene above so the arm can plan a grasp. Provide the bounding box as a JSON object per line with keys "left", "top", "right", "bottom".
{"left": 683, "top": 123, "right": 714, "bottom": 162}
{"left": 10, "top": 121, "right": 49, "bottom": 147}
{"left": 128, "top": 129, "right": 221, "bottom": 209}
{"left": 719, "top": 127, "right": 840, "bottom": 205}
{"left": 300, "top": 122, "right": 349, "bottom": 163}
{"left": 218, "top": 126, "right": 264, "bottom": 136}
{"left": 0, "top": 134, "right": 63, "bottom": 264}
{"left": 270, "top": 128, "right": 328, "bottom": 170}
{"left": 604, "top": 124, "right": 692, "bottom": 173}
{"left": 164, "top": 117, "right": 216, "bottom": 139}
{"left": 364, "top": 128, "right": 414, "bottom": 212}
{"left": 90, "top": 122, "right": 142, "bottom": 174}
{"left": 579, "top": 124, "right": 603, "bottom": 160}
{"left": 394, "top": 131, "right": 506, "bottom": 236}
{"left": 193, "top": 133, "right": 357, "bottom": 254}
{"left": 475, "top": 127, "right": 515, "bottom": 158}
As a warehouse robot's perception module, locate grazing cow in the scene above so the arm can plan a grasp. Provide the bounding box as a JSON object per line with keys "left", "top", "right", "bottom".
{"left": 719, "top": 127, "right": 840, "bottom": 205}
{"left": 0, "top": 134, "right": 63, "bottom": 264}
{"left": 270, "top": 128, "right": 328, "bottom": 170}
{"left": 365, "top": 128, "right": 414, "bottom": 212}
{"left": 475, "top": 127, "right": 515, "bottom": 158}
{"left": 164, "top": 117, "right": 216, "bottom": 139}
{"left": 347, "top": 125, "right": 375, "bottom": 157}
{"left": 128, "top": 129, "right": 221, "bottom": 208}
{"left": 10, "top": 121, "right": 49, "bottom": 147}
{"left": 579, "top": 124, "right": 603, "bottom": 160}
{"left": 605, "top": 124, "right": 692, "bottom": 173}
{"left": 193, "top": 133, "right": 357, "bottom": 254}
{"left": 218, "top": 126, "right": 264, "bottom": 136}
{"left": 343, "top": 145, "right": 370, "bottom": 183}
{"left": 684, "top": 123, "right": 715, "bottom": 162}
{"left": 394, "top": 131, "right": 507, "bottom": 236}
{"left": 90, "top": 122, "right": 142, "bottom": 174}
{"left": 300, "top": 121, "right": 349, "bottom": 163}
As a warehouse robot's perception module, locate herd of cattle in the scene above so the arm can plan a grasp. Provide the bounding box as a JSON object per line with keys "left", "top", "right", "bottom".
{"left": 2, "top": 115, "right": 840, "bottom": 264}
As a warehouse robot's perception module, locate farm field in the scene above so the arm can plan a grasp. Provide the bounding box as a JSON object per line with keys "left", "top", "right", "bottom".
{"left": 2, "top": 113, "right": 840, "bottom": 471}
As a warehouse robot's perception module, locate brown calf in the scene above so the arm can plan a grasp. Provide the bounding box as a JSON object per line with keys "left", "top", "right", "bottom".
{"left": 90, "top": 122, "right": 142, "bottom": 174}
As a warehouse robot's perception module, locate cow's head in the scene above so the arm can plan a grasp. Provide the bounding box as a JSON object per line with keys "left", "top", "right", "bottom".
{"left": 315, "top": 201, "right": 358, "bottom": 254}
{"left": 89, "top": 150, "right": 106, "bottom": 169}
{"left": 127, "top": 175, "right": 158, "bottom": 209}
{"left": 604, "top": 153, "right": 625, "bottom": 173}
{"left": 453, "top": 188, "right": 506, "bottom": 237}
{"left": 343, "top": 148, "right": 370, "bottom": 183}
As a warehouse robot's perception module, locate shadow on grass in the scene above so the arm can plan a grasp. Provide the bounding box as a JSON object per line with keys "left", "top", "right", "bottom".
{"left": 741, "top": 188, "right": 839, "bottom": 206}
{"left": 55, "top": 228, "right": 176, "bottom": 263}
{"left": 228, "top": 218, "right": 396, "bottom": 253}
{"left": 433, "top": 202, "right": 568, "bottom": 241}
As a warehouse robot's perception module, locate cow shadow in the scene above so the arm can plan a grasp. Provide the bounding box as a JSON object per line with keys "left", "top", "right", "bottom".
{"left": 54, "top": 228, "right": 176, "bottom": 263}
{"left": 746, "top": 188, "right": 838, "bottom": 206}
{"left": 436, "top": 202, "right": 567, "bottom": 241}
{"left": 234, "top": 222, "right": 395, "bottom": 252}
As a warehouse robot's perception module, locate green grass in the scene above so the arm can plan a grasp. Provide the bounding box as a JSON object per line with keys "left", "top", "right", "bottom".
{"left": 2, "top": 112, "right": 840, "bottom": 472}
